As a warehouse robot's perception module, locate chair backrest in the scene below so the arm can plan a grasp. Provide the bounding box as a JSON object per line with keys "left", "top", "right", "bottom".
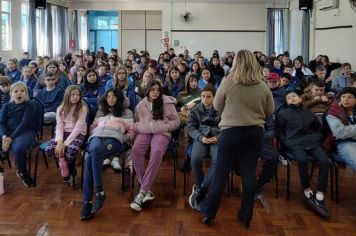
{"left": 30, "top": 96, "right": 44, "bottom": 133}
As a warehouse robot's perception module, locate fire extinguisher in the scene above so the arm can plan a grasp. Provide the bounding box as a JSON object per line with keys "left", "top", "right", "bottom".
{"left": 161, "top": 31, "right": 170, "bottom": 52}
{"left": 69, "top": 31, "right": 74, "bottom": 49}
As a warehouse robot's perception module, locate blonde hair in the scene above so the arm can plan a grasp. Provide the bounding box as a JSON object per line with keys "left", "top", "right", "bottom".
{"left": 59, "top": 85, "right": 84, "bottom": 123}
{"left": 10, "top": 81, "right": 30, "bottom": 102}
{"left": 229, "top": 49, "right": 263, "bottom": 85}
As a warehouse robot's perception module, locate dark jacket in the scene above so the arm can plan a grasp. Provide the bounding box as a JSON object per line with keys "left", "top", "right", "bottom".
{"left": 187, "top": 102, "right": 221, "bottom": 142}
{"left": 271, "top": 87, "right": 287, "bottom": 114}
{"left": 264, "top": 115, "right": 276, "bottom": 142}
{"left": 276, "top": 104, "right": 323, "bottom": 149}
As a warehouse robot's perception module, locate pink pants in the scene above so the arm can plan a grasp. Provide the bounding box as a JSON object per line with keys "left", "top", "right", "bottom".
{"left": 131, "top": 133, "right": 170, "bottom": 192}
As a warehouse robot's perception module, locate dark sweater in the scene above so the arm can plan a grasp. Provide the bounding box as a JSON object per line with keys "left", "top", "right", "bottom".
{"left": 35, "top": 87, "right": 64, "bottom": 112}
{"left": 6, "top": 69, "right": 21, "bottom": 83}
{"left": 270, "top": 87, "right": 287, "bottom": 114}
{"left": 0, "top": 101, "right": 36, "bottom": 139}
{"left": 0, "top": 91, "right": 10, "bottom": 109}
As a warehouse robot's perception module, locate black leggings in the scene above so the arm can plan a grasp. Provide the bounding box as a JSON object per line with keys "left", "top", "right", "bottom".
{"left": 200, "top": 126, "right": 263, "bottom": 222}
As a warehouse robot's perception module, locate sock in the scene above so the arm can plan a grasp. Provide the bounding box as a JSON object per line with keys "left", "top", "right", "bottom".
{"left": 59, "top": 158, "right": 69, "bottom": 177}
{"left": 316, "top": 191, "right": 324, "bottom": 201}
{"left": 304, "top": 189, "right": 313, "bottom": 198}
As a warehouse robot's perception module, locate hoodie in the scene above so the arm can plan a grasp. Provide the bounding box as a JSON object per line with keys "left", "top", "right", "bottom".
{"left": 134, "top": 95, "right": 180, "bottom": 137}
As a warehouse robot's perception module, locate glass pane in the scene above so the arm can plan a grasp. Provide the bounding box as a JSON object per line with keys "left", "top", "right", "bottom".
{"left": 21, "top": 3, "right": 28, "bottom": 15}
{"left": 110, "top": 18, "right": 118, "bottom": 29}
{"left": 21, "top": 15, "right": 28, "bottom": 51}
{"left": 1, "top": 0, "right": 10, "bottom": 13}
{"left": 1, "top": 13, "right": 10, "bottom": 50}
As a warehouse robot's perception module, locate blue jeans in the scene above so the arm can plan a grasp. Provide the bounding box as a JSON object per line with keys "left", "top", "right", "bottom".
{"left": 191, "top": 141, "right": 218, "bottom": 188}
{"left": 0, "top": 130, "right": 35, "bottom": 174}
{"left": 336, "top": 141, "right": 356, "bottom": 171}
{"left": 83, "top": 137, "right": 127, "bottom": 202}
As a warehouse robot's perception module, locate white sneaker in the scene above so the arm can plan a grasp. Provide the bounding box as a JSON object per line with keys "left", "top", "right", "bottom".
{"left": 130, "top": 191, "right": 145, "bottom": 211}
{"left": 111, "top": 157, "right": 122, "bottom": 171}
{"left": 103, "top": 158, "right": 110, "bottom": 166}
{"left": 279, "top": 155, "right": 288, "bottom": 166}
{"left": 143, "top": 190, "right": 155, "bottom": 203}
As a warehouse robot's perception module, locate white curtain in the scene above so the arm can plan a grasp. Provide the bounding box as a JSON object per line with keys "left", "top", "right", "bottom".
{"left": 78, "top": 12, "right": 88, "bottom": 50}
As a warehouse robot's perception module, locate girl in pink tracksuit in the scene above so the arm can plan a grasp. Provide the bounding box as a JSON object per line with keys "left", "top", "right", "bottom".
{"left": 130, "top": 79, "right": 180, "bottom": 212}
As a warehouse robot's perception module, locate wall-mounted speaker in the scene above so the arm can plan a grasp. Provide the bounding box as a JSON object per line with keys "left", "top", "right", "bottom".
{"left": 299, "top": 0, "right": 313, "bottom": 10}
{"left": 35, "top": 0, "right": 46, "bottom": 9}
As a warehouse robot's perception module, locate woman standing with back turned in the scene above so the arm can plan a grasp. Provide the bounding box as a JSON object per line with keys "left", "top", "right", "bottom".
{"left": 199, "top": 50, "right": 274, "bottom": 228}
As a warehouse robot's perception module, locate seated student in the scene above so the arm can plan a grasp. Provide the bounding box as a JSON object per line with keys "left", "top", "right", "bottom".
{"left": 130, "top": 80, "right": 180, "bottom": 212}
{"left": 209, "top": 56, "right": 225, "bottom": 88}
{"left": 71, "top": 66, "right": 86, "bottom": 85}
{"left": 80, "top": 88, "right": 135, "bottom": 220}
{"left": 332, "top": 63, "right": 353, "bottom": 93}
{"left": 35, "top": 72, "right": 64, "bottom": 124}
{"left": 105, "top": 66, "right": 136, "bottom": 112}
{"left": 325, "top": 87, "right": 356, "bottom": 171}
{"left": 292, "top": 57, "right": 313, "bottom": 81}
{"left": 271, "top": 58, "right": 283, "bottom": 77}
{"left": 164, "top": 66, "right": 184, "bottom": 98}
{"left": 19, "top": 52, "right": 32, "bottom": 69}
{"left": 28, "top": 61, "right": 40, "bottom": 78}
{"left": 0, "top": 76, "right": 11, "bottom": 109}
{"left": 126, "top": 64, "right": 139, "bottom": 87}
{"left": 198, "top": 68, "right": 215, "bottom": 90}
{"left": 187, "top": 85, "right": 220, "bottom": 211}
{"left": 34, "top": 60, "right": 71, "bottom": 93}
{"left": 266, "top": 73, "right": 287, "bottom": 114}
{"left": 80, "top": 69, "right": 105, "bottom": 118}
{"left": 301, "top": 80, "right": 333, "bottom": 114}
{"left": 256, "top": 115, "right": 279, "bottom": 197}
{"left": 305, "top": 65, "right": 327, "bottom": 90}
{"left": 97, "top": 64, "right": 112, "bottom": 87}
{"left": 351, "top": 75, "right": 356, "bottom": 88}
{"left": 20, "top": 66, "right": 36, "bottom": 93}
{"left": 45, "top": 85, "right": 87, "bottom": 184}
{"left": 262, "top": 67, "right": 270, "bottom": 80}
{"left": 135, "top": 70, "right": 154, "bottom": 99}
{"left": 276, "top": 91, "right": 330, "bottom": 218}
{"left": 0, "top": 82, "right": 36, "bottom": 187}
{"left": 5, "top": 58, "right": 21, "bottom": 83}
{"left": 283, "top": 65, "right": 304, "bottom": 92}
{"left": 279, "top": 73, "right": 291, "bottom": 90}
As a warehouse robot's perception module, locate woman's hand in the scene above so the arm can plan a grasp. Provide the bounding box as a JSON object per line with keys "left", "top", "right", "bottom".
{"left": 2, "top": 137, "right": 12, "bottom": 152}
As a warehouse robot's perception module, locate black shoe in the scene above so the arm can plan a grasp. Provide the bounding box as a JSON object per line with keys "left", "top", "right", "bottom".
{"left": 188, "top": 184, "right": 201, "bottom": 212}
{"left": 91, "top": 192, "right": 106, "bottom": 213}
{"left": 80, "top": 202, "right": 93, "bottom": 220}
{"left": 305, "top": 194, "right": 331, "bottom": 218}
{"left": 63, "top": 175, "right": 71, "bottom": 182}
{"left": 196, "top": 186, "right": 207, "bottom": 204}
{"left": 16, "top": 170, "right": 34, "bottom": 187}
{"left": 202, "top": 216, "right": 214, "bottom": 225}
{"left": 237, "top": 214, "right": 250, "bottom": 228}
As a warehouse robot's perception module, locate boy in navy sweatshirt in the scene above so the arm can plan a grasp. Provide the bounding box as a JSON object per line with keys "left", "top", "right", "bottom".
{"left": 35, "top": 72, "right": 64, "bottom": 124}
{"left": 0, "top": 76, "right": 11, "bottom": 109}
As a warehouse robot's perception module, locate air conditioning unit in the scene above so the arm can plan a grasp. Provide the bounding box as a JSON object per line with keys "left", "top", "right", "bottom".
{"left": 317, "top": 0, "right": 339, "bottom": 11}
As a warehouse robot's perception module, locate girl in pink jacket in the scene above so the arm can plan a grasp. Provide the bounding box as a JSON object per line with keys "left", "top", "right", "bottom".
{"left": 46, "top": 85, "right": 88, "bottom": 184}
{"left": 130, "top": 79, "right": 180, "bottom": 212}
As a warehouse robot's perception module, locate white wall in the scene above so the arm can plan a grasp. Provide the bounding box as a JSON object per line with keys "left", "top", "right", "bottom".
{"left": 170, "top": 2, "right": 266, "bottom": 57}
{"left": 312, "top": 0, "right": 356, "bottom": 68}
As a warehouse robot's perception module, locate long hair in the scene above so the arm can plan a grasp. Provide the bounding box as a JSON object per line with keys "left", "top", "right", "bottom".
{"left": 9, "top": 81, "right": 30, "bottom": 102}
{"left": 229, "top": 49, "right": 263, "bottom": 85}
{"left": 98, "top": 88, "right": 125, "bottom": 117}
{"left": 83, "top": 68, "right": 99, "bottom": 93}
{"left": 59, "top": 85, "right": 84, "bottom": 123}
{"left": 145, "top": 79, "right": 164, "bottom": 120}
{"left": 113, "top": 66, "right": 128, "bottom": 89}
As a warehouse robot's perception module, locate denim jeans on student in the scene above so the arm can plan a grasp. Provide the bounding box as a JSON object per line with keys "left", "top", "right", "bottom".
{"left": 336, "top": 141, "right": 356, "bottom": 171}
{"left": 200, "top": 126, "right": 263, "bottom": 222}
{"left": 83, "top": 137, "right": 127, "bottom": 202}
{"left": 0, "top": 130, "right": 35, "bottom": 174}
{"left": 191, "top": 141, "right": 218, "bottom": 188}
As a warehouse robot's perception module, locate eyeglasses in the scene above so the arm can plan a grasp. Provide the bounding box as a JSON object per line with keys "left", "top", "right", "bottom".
{"left": 117, "top": 72, "right": 126, "bottom": 75}
{"left": 45, "top": 78, "right": 55, "bottom": 81}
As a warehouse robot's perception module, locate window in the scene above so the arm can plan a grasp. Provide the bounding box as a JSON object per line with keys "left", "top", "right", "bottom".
{"left": 79, "top": 14, "right": 88, "bottom": 50}
{"left": 21, "top": 3, "right": 29, "bottom": 51}
{"left": 1, "top": 0, "right": 11, "bottom": 50}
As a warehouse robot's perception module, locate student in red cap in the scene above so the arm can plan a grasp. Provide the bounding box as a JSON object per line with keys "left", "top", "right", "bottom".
{"left": 266, "top": 72, "right": 287, "bottom": 114}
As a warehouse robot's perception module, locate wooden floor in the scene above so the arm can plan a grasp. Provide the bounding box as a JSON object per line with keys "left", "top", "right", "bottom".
{"left": 1, "top": 131, "right": 356, "bottom": 235}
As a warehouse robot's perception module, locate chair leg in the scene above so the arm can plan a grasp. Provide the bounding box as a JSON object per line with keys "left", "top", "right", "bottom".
{"left": 81, "top": 151, "right": 86, "bottom": 190}
{"left": 27, "top": 151, "right": 32, "bottom": 177}
{"left": 34, "top": 149, "right": 40, "bottom": 186}
{"left": 274, "top": 164, "right": 279, "bottom": 199}
{"left": 183, "top": 164, "right": 187, "bottom": 196}
{"left": 43, "top": 152, "right": 49, "bottom": 169}
{"left": 121, "top": 154, "right": 125, "bottom": 192}
{"left": 335, "top": 164, "right": 339, "bottom": 203}
{"left": 5, "top": 152, "right": 12, "bottom": 169}
{"left": 286, "top": 161, "right": 290, "bottom": 201}
{"left": 173, "top": 148, "right": 177, "bottom": 189}
{"left": 329, "top": 162, "right": 334, "bottom": 201}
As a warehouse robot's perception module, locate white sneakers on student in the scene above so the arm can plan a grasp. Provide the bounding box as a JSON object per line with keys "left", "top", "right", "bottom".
{"left": 111, "top": 157, "right": 122, "bottom": 171}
